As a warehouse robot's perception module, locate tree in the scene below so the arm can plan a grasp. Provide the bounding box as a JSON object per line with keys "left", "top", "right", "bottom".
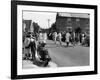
{"left": 49, "top": 22, "right": 57, "bottom": 33}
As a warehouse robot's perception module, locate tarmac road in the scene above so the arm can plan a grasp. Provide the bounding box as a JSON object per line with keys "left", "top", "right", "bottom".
{"left": 45, "top": 40, "right": 89, "bottom": 67}
{"left": 22, "top": 40, "right": 89, "bottom": 68}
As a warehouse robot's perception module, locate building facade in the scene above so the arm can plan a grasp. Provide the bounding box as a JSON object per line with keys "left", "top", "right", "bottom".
{"left": 23, "top": 20, "right": 32, "bottom": 33}
{"left": 56, "top": 13, "right": 90, "bottom": 33}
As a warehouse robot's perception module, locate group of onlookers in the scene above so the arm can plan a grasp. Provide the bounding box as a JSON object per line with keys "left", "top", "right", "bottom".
{"left": 48, "top": 31, "right": 89, "bottom": 47}
{"left": 22, "top": 30, "right": 89, "bottom": 67}
{"left": 23, "top": 32, "right": 51, "bottom": 67}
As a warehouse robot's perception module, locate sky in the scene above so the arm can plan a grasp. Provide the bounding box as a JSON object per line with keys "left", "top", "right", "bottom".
{"left": 23, "top": 11, "right": 89, "bottom": 29}
{"left": 23, "top": 11, "right": 57, "bottom": 29}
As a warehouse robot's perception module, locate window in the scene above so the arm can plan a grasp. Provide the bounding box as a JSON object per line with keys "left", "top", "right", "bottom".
{"left": 76, "top": 18, "right": 80, "bottom": 22}
{"left": 67, "top": 18, "right": 71, "bottom": 21}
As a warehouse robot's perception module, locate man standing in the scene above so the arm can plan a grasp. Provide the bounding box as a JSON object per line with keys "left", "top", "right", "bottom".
{"left": 82, "top": 33, "right": 85, "bottom": 46}
{"left": 53, "top": 32, "right": 58, "bottom": 44}
{"left": 58, "top": 32, "right": 62, "bottom": 45}
{"left": 24, "top": 34, "right": 31, "bottom": 60}
{"left": 43, "top": 32, "right": 47, "bottom": 45}
{"left": 38, "top": 32, "right": 43, "bottom": 43}
{"left": 30, "top": 35, "right": 36, "bottom": 63}
{"left": 71, "top": 32, "right": 76, "bottom": 47}
{"left": 65, "top": 32, "right": 71, "bottom": 47}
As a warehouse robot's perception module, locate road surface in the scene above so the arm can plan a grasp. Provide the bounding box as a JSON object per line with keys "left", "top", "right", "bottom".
{"left": 23, "top": 40, "right": 89, "bottom": 68}
{"left": 45, "top": 40, "right": 89, "bottom": 67}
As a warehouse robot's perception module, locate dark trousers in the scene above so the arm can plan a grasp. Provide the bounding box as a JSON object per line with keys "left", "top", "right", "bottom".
{"left": 66, "top": 42, "right": 69, "bottom": 46}
{"left": 30, "top": 42, "right": 36, "bottom": 62}
{"left": 31, "top": 48, "right": 35, "bottom": 61}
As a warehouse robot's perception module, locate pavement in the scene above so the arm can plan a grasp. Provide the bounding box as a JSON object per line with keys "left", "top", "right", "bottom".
{"left": 22, "top": 60, "right": 57, "bottom": 69}
{"left": 22, "top": 40, "right": 89, "bottom": 68}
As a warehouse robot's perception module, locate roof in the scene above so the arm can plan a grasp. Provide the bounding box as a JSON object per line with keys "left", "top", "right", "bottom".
{"left": 58, "top": 13, "right": 90, "bottom": 18}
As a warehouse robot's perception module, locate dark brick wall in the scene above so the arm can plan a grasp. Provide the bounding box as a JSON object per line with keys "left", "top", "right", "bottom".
{"left": 23, "top": 20, "right": 32, "bottom": 32}
{"left": 56, "top": 16, "right": 89, "bottom": 32}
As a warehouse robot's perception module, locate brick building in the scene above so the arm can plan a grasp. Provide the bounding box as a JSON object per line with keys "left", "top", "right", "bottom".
{"left": 23, "top": 20, "right": 32, "bottom": 33}
{"left": 56, "top": 13, "right": 90, "bottom": 33}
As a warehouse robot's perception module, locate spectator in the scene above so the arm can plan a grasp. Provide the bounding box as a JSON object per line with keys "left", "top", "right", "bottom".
{"left": 29, "top": 36, "right": 37, "bottom": 63}
{"left": 71, "top": 32, "right": 76, "bottom": 47}
{"left": 65, "top": 32, "right": 71, "bottom": 47}
{"left": 58, "top": 32, "right": 62, "bottom": 45}
{"left": 82, "top": 33, "right": 85, "bottom": 46}
{"left": 43, "top": 32, "right": 47, "bottom": 45}
{"left": 38, "top": 32, "right": 43, "bottom": 43}
{"left": 53, "top": 32, "right": 58, "bottom": 44}
{"left": 24, "top": 34, "right": 31, "bottom": 60}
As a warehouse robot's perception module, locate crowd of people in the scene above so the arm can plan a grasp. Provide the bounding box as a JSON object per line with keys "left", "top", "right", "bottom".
{"left": 48, "top": 31, "right": 89, "bottom": 47}
{"left": 22, "top": 30, "right": 89, "bottom": 67}
{"left": 23, "top": 31, "right": 51, "bottom": 67}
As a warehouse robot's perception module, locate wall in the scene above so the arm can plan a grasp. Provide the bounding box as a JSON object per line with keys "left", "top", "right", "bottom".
{"left": 56, "top": 16, "right": 89, "bottom": 32}
{"left": 23, "top": 20, "right": 32, "bottom": 32}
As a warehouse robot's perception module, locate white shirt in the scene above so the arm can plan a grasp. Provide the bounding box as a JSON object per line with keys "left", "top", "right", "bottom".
{"left": 54, "top": 32, "right": 58, "bottom": 38}
{"left": 43, "top": 33, "right": 47, "bottom": 43}
{"left": 38, "top": 33, "right": 43, "bottom": 42}
{"left": 58, "top": 33, "right": 62, "bottom": 39}
{"left": 66, "top": 33, "right": 70, "bottom": 42}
